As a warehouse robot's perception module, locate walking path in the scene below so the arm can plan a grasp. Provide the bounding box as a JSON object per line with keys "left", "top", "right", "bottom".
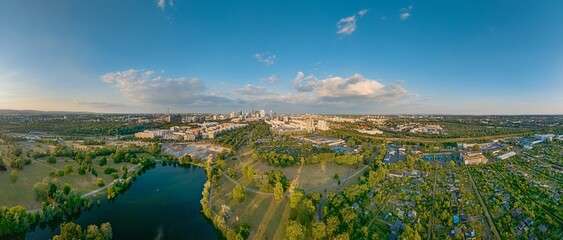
{"left": 467, "top": 169, "right": 501, "bottom": 240}
{"left": 314, "top": 165, "right": 369, "bottom": 221}
{"left": 81, "top": 163, "right": 141, "bottom": 198}
{"left": 26, "top": 163, "right": 142, "bottom": 213}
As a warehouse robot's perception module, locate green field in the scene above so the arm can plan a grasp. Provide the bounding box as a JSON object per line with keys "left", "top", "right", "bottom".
{"left": 0, "top": 155, "right": 135, "bottom": 209}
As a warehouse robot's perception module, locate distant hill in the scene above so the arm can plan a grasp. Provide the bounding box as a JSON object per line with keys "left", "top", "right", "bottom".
{"left": 0, "top": 109, "right": 94, "bottom": 115}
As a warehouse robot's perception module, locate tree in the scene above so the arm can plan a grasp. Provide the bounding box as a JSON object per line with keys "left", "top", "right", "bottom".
{"left": 347, "top": 139, "right": 356, "bottom": 147}
{"left": 232, "top": 184, "right": 246, "bottom": 202}
{"left": 274, "top": 182, "right": 284, "bottom": 200}
{"left": 85, "top": 225, "right": 101, "bottom": 240}
{"left": 63, "top": 184, "right": 71, "bottom": 195}
{"left": 472, "top": 145, "right": 480, "bottom": 151}
{"left": 312, "top": 221, "right": 327, "bottom": 240}
{"left": 0, "top": 206, "right": 29, "bottom": 236}
{"left": 147, "top": 143, "right": 160, "bottom": 155}
{"left": 13, "top": 147, "right": 23, "bottom": 157}
{"left": 100, "top": 222, "right": 113, "bottom": 240}
{"left": 326, "top": 216, "right": 340, "bottom": 237}
{"left": 401, "top": 225, "right": 422, "bottom": 240}
{"left": 52, "top": 222, "right": 112, "bottom": 240}
{"left": 97, "top": 178, "right": 105, "bottom": 187}
{"left": 0, "top": 157, "right": 6, "bottom": 171}
{"left": 56, "top": 222, "right": 82, "bottom": 240}
{"left": 286, "top": 220, "right": 305, "bottom": 240}
{"left": 9, "top": 170, "right": 18, "bottom": 183}
{"left": 64, "top": 165, "right": 73, "bottom": 174}
{"left": 99, "top": 157, "right": 107, "bottom": 166}
{"left": 47, "top": 155, "right": 57, "bottom": 164}
{"left": 406, "top": 154, "right": 416, "bottom": 169}
{"left": 289, "top": 188, "right": 304, "bottom": 209}
{"left": 447, "top": 160, "right": 456, "bottom": 169}
{"left": 9, "top": 157, "right": 24, "bottom": 170}
{"left": 121, "top": 165, "right": 128, "bottom": 177}
{"left": 107, "top": 185, "right": 117, "bottom": 200}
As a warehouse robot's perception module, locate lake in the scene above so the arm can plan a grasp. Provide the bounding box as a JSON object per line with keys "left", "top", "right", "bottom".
{"left": 27, "top": 164, "right": 218, "bottom": 240}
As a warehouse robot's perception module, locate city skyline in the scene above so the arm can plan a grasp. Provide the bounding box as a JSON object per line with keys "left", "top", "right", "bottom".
{"left": 1, "top": 0, "right": 562, "bottom": 114}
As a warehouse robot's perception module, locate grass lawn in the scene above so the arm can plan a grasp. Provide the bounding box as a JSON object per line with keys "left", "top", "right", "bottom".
{"left": 0, "top": 160, "right": 53, "bottom": 209}
{"left": 0, "top": 155, "right": 137, "bottom": 209}
{"left": 211, "top": 175, "right": 290, "bottom": 240}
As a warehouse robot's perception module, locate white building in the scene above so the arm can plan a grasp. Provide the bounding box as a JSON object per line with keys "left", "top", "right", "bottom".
{"left": 497, "top": 151, "right": 516, "bottom": 160}
{"left": 306, "top": 119, "right": 315, "bottom": 132}
{"left": 534, "top": 134, "right": 556, "bottom": 142}
{"left": 317, "top": 120, "right": 329, "bottom": 131}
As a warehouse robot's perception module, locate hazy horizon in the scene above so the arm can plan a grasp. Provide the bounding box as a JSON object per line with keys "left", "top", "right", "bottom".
{"left": 1, "top": 1, "right": 562, "bottom": 114}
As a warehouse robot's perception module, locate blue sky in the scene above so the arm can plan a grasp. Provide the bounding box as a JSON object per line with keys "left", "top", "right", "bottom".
{"left": 0, "top": 0, "right": 562, "bottom": 114}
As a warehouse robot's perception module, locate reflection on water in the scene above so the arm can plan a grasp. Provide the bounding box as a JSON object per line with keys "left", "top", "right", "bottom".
{"left": 27, "top": 164, "right": 217, "bottom": 240}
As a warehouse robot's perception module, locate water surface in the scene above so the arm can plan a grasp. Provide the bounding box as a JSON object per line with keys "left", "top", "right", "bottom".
{"left": 27, "top": 165, "right": 217, "bottom": 240}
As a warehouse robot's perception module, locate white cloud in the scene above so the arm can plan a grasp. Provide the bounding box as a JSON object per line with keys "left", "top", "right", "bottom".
{"left": 235, "top": 84, "right": 276, "bottom": 96}
{"left": 400, "top": 5, "right": 413, "bottom": 20}
{"left": 292, "top": 72, "right": 409, "bottom": 103}
{"left": 156, "top": 0, "right": 173, "bottom": 11}
{"left": 337, "top": 9, "right": 369, "bottom": 36}
{"left": 292, "top": 71, "right": 318, "bottom": 92}
{"left": 157, "top": 0, "right": 165, "bottom": 10}
{"left": 336, "top": 16, "right": 357, "bottom": 35}
{"left": 260, "top": 74, "right": 278, "bottom": 84}
{"left": 101, "top": 69, "right": 232, "bottom": 106}
{"left": 254, "top": 52, "right": 277, "bottom": 66}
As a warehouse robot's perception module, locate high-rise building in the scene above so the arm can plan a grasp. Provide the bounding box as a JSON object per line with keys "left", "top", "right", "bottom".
{"left": 317, "top": 120, "right": 329, "bottom": 131}
{"left": 259, "top": 109, "right": 266, "bottom": 118}
{"left": 269, "top": 110, "right": 273, "bottom": 118}
{"left": 230, "top": 112, "right": 236, "bottom": 118}
{"left": 306, "top": 119, "right": 315, "bottom": 132}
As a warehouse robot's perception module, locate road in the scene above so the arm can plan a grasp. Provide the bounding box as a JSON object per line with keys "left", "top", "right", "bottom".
{"left": 466, "top": 169, "right": 501, "bottom": 240}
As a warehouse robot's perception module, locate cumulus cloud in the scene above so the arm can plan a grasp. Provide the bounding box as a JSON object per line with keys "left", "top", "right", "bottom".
{"left": 400, "top": 5, "right": 413, "bottom": 20}
{"left": 337, "top": 9, "right": 369, "bottom": 36}
{"left": 235, "top": 84, "right": 276, "bottom": 96}
{"left": 292, "top": 71, "right": 318, "bottom": 92}
{"left": 254, "top": 52, "right": 277, "bottom": 66}
{"left": 260, "top": 74, "right": 278, "bottom": 84}
{"left": 237, "top": 73, "right": 411, "bottom": 113}
{"left": 101, "top": 69, "right": 232, "bottom": 106}
{"left": 291, "top": 72, "right": 409, "bottom": 103}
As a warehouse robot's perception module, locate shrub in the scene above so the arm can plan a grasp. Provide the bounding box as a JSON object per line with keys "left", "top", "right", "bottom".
{"left": 10, "top": 158, "right": 24, "bottom": 170}
{"left": 9, "top": 170, "right": 19, "bottom": 183}
{"left": 99, "top": 157, "right": 107, "bottom": 166}
{"left": 97, "top": 178, "right": 105, "bottom": 187}
{"left": 104, "top": 167, "right": 117, "bottom": 175}
{"left": 55, "top": 169, "right": 65, "bottom": 177}
{"left": 47, "top": 155, "right": 57, "bottom": 164}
